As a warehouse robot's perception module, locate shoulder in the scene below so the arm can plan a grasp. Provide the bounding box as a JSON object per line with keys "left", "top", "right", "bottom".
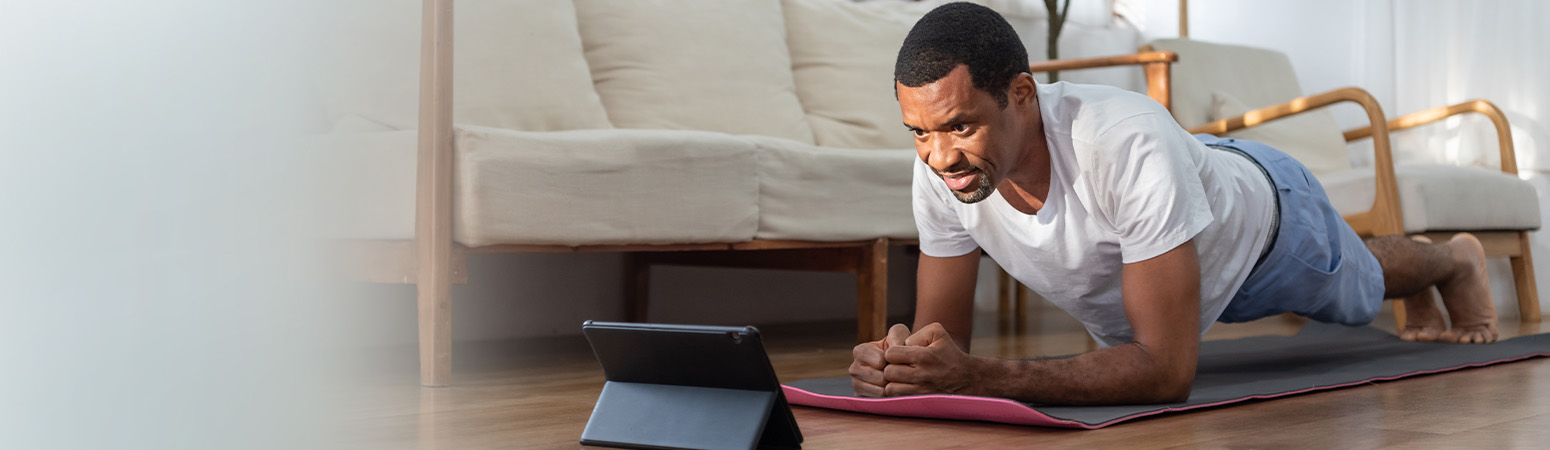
{"left": 1040, "top": 82, "right": 1173, "bottom": 140}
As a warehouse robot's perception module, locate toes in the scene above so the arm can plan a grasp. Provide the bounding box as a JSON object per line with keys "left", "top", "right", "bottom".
{"left": 1439, "top": 327, "right": 1499, "bottom": 344}
{"left": 1401, "top": 326, "right": 1442, "bottom": 342}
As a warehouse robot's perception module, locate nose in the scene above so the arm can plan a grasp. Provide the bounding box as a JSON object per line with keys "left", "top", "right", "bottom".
{"left": 924, "top": 135, "right": 962, "bottom": 173}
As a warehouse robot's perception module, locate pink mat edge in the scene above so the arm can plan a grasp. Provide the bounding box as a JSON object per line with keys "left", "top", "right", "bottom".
{"left": 782, "top": 352, "right": 1550, "bottom": 429}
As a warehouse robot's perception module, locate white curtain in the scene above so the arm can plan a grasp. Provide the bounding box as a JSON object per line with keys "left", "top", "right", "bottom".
{"left": 1390, "top": 1, "right": 1550, "bottom": 173}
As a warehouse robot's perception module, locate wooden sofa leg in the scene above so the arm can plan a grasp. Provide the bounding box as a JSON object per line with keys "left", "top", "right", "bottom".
{"left": 626, "top": 254, "right": 651, "bottom": 323}
{"left": 856, "top": 238, "right": 889, "bottom": 342}
{"left": 1512, "top": 231, "right": 1541, "bottom": 321}
{"left": 416, "top": 247, "right": 454, "bottom": 388}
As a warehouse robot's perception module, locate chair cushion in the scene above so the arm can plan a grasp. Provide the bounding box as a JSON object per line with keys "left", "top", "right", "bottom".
{"left": 1147, "top": 39, "right": 1350, "bottom": 174}
{"left": 745, "top": 136, "right": 918, "bottom": 241}
{"left": 319, "top": 0, "right": 612, "bottom": 132}
{"left": 1320, "top": 163, "right": 1541, "bottom": 233}
{"left": 1212, "top": 90, "right": 1353, "bottom": 175}
{"left": 575, "top": 0, "right": 816, "bottom": 144}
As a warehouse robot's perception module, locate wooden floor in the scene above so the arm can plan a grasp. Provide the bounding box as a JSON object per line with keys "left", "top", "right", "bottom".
{"left": 336, "top": 302, "right": 1550, "bottom": 449}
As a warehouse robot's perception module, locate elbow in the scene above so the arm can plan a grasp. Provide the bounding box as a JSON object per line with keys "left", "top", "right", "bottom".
{"left": 1148, "top": 365, "right": 1195, "bottom": 403}
{"left": 1153, "top": 377, "right": 1193, "bottom": 403}
{"left": 1139, "top": 357, "right": 1195, "bottom": 404}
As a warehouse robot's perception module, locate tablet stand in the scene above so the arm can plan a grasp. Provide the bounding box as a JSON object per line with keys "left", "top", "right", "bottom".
{"left": 581, "top": 381, "right": 794, "bottom": 450}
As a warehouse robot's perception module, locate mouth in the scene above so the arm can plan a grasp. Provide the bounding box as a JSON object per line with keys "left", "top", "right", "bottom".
{"left": 940, "top": 169, "right": 981, "bottom": 192}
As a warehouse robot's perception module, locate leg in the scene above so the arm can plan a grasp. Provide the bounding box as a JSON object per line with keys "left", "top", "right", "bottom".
{"left": 1511, "top": 231, "right": 1541, "bottom": 321}
{"left": 1365, "top": 233, "right": 1498, "bottom": 343}
{"left": 625, "top": 253, "right": 651, "bottom": 322}
{"left": 1391, "top": 236, "right": 1445, "bottom": 342}
{"left": 856, "top": 238, "right": 889, "bottom": 343}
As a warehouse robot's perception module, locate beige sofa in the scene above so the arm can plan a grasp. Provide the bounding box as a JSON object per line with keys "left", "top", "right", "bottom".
{"left": 313, "top": 0, "right": 1152, "bottom": 386}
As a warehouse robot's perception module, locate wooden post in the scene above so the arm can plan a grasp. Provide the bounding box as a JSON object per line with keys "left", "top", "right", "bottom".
{"left": 1144, "top": 61, "right": 1172, "bottom": 111}
{"left": 1178, "top": 0, "right": 1189, "bottom": 38}
{"left": 415, "top": 0, "right": 455, "bottom": 388}
{"left": 856, "top": 238, "right": 889, "bottom": 342}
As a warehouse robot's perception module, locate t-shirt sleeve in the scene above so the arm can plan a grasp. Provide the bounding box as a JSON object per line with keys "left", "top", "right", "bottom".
{"left": 1083, "top": 114, "right": 1213, "bottom": 264}
{"left": 912, "top": 158, "right": 979, "bottom": 257}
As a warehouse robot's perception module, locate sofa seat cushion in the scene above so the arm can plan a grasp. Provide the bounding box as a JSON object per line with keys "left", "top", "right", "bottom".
{"left": 454, "top": 127, "right": 760, "bottom": 247}
{"left": 307, "top": 128, "right": 761, "bottom": 246}
{"left": 1320, "top": 163, "right": 1541, "bottom": 233}
{"left": 575, "top": 0, "right": 816, "bottom": 144}
{"left": 746, "top": 136, "right": 918, "bottom": 241}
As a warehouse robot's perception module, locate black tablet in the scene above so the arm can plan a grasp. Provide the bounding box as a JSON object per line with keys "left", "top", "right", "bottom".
{"left": 580, "top": 321, "right": 802, "bottom": 450}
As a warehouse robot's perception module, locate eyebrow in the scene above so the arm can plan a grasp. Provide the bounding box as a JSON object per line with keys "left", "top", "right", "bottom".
{"left": 903, "top": 112, "right": 969, "bottom": 133}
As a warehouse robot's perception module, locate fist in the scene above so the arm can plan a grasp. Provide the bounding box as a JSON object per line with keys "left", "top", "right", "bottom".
{"left": 850, "top": 324, "right": 912, "bottom": 397}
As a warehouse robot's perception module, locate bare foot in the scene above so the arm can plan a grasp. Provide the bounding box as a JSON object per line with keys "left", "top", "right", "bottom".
{"left": 1435, "top": 233, "right": 1499, "bottom": 344}
{"left": 1399, "top": 236, "right": 1446, "bottom": 342}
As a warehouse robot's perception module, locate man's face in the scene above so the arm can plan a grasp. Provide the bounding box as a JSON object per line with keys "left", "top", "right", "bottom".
{"left": 898, "top": 65, "right": 1021, "bottom": 204}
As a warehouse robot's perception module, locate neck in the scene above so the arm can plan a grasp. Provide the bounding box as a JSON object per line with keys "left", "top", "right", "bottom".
{"left": 1000, "top": 97, "right": 1051, "bottom": 215}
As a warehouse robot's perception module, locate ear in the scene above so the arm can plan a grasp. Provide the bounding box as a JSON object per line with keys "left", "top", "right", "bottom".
{"left": 1009, "top": 73, "right": 1036, "bottom": 109}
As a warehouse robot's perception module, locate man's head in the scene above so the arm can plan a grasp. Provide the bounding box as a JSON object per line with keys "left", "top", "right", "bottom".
{"left": 895, "top": 2, "right": 1037, "bottom": 204}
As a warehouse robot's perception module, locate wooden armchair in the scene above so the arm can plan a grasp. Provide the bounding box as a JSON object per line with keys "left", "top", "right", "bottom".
{"left": 1009, "top": 40, "right": 1542, "bottom": 329}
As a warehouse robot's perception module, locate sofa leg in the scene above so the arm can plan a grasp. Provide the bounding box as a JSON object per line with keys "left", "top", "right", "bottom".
{"left": 416, "top": 248, "right": 453, "bottom": 388}
{"left": 856, "top": 238, "right": 888, "bottom": 342}
{"left": 626, "top": 254, "right": 651, "bottom": 323}
{"left": 1512, "top": 231, "right": 1541, "bottom": 321}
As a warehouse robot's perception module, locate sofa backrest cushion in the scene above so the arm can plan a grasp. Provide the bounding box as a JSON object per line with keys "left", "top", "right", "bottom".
{"left": 321, "top": 0, "right": 612, "bottom": 132}
{"left": 575, "top": 0, "right": 817, "bottom": 145}
{"left": 782, "top": 0, "right": 941, "bottom": 150}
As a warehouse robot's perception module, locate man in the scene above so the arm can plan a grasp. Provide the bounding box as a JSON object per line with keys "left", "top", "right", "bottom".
{"left": 850, "top": 2, "right": 1499, "bottom": 406}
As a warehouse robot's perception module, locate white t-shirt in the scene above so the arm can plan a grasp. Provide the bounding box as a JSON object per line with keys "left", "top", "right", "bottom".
{"left": 913, "top": 82, "right": 1277, "bottom": 348}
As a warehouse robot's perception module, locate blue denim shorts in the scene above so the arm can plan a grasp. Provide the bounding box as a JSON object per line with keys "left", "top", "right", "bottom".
{"left": 1195, "top": 134, "right": 1386, "bottom": 325}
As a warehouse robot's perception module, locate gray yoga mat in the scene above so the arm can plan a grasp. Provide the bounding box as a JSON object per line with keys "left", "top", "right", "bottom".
{"left": 782, "top": 323, "right": 1550, "bottom": 428}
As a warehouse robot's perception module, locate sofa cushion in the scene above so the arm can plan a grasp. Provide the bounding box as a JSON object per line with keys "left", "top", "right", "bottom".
{"left": 575, "top": 0, "right": 816, "bottom": 144}
{"left": 1320, "top": 163, "right": 1541, "bottom": 233}
{"left": 746, "top": 136, "right": 918, "bottom": 241}
{"left": 320, "top": 0, "right": 611, "bottom": 132}
{"left": 782, "top": 0, "right": 939, "bottom": 149}
{"left": 455, "top": 127, "right": 760, "bottom": 247}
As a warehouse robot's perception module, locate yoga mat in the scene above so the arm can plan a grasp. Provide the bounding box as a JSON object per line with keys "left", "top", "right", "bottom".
{"left": 783, "top": 323, "right": 1550, "bottom": 429}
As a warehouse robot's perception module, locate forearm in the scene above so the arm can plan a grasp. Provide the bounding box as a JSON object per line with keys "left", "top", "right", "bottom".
{"left": 969, "top": 342, "right": 1195, "bottom": 405}
{"left": 912, "top": 299, "right": 974, "bottom": 351}
{"left": 913, "top": 250, "right": 982, "bottom": 351}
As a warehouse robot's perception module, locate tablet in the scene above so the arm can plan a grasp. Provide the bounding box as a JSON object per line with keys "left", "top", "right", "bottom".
{"left": 581, "top": 321, "right": 803, "bottom": 450}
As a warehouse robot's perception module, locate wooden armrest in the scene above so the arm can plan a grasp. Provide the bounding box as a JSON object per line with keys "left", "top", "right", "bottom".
{"left": 1342, "top": 99, "right": 1518, "bottom": 174}
{"left": 1026, "top": 51, "right": 1178, "bottom": 73}
{"left": 1028, "top": 51, "right": 1178, "bottom": 110}
{"left": 1189, "top": 87, "right": 1404, "bottom": 237}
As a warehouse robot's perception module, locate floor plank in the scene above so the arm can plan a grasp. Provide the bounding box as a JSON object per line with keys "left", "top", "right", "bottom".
{"left": 333, "top": 301, "right": 1550, "bottom": 449}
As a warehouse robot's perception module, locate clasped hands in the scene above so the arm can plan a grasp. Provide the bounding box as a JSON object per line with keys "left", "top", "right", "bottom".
{"left": 849, "top": 322, "right": 983, "bottom": 397}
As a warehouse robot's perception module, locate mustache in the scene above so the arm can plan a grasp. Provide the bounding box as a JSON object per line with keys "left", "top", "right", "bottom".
{"left": 934, "top": 163, "right": 981, "bottom": 177}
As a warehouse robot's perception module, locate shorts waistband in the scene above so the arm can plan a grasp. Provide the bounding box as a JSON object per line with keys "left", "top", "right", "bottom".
{"left": 1205, "top": 143, "right": 1281, "bottom": 274}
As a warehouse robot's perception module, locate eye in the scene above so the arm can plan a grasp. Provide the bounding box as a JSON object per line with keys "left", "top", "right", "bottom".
{"left": 912, "top": 129, "right": 927, "bottom": 137}
{"left": 952, "top": 124, "right": 969, "bottom": 133}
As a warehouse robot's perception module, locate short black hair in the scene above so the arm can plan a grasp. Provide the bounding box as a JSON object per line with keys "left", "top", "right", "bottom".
{"left": 895, "top": 2, "right": 1030, "bottom": 108}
